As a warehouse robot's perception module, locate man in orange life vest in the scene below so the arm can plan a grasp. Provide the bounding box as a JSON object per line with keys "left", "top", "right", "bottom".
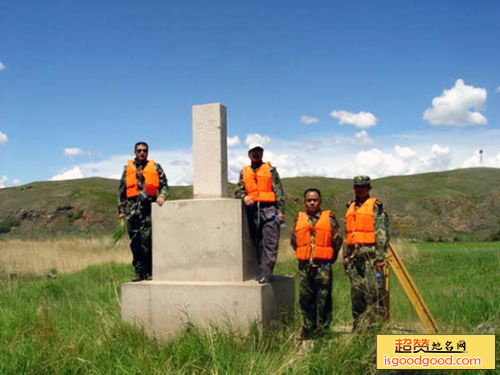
{"left": 234, "top": 143, "right": 285, "bottom": 284}
{"left": 118, "top": 142, "right": 168, "bottom": 281}
{"left": 343, "top": 175, "right": 389, "bottom": 330}
{"left": 291, "top": 188, "right": 343, "bottom": 339}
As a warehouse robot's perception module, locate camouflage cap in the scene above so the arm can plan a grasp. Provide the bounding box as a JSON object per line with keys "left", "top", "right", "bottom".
{"left": 353, "top": 175, "right": 371, "bottom": 186}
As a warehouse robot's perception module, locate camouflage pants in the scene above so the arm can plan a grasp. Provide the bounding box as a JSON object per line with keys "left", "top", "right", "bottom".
{"left": 299, "top": 262, "right": 333, "bottom": 337}
{"left": 247, "top": 204, "right": 280, "bottom": 279}
{"left": 345, "top": 254, "right": 386, "bottom": 330}
{"left": 126, "top": 203, "right": 152, "bottom": 277}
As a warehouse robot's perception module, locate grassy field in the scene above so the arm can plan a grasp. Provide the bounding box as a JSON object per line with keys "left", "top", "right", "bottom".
{"left": 0, "top": 239, "right": 498, "bottom": 374}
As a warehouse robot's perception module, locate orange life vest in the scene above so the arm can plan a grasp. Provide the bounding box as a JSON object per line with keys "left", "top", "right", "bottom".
{"left": 242, "top": 162, "right": 276, "bottom": 203}
{"left": 125, "top": 160, "right": 160, "bottom": 198}
{"left": 345, "top": 197, "right": 377, "bottom": 245}
{"left": 294, "top": 210, "right": 334, "bottom": 261}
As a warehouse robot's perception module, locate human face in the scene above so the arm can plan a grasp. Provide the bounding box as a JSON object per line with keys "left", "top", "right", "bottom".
{"left": 134, "top": 145, "right": 149, "bottom": 162}
{"left": 304, "top": 191, "right": 321, "bottom": 215}
{"left": 248, "top": 148, "right": 263, "bottom": 164}
{"left": 354, "top": 186, "right": 371, "bottom": 200}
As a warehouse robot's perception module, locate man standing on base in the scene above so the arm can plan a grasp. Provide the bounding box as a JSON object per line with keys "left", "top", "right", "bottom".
{"left": 235, "top": 143, "right": 285, "bottom": 284}
{"left": 118, "top": 142, "right": 168, "bottom": 281}
{"left": 343, "top": 176, "right": 389, "bottom": 330}
{"left": 291, "top": 188, "right": 343, "bottom": 339}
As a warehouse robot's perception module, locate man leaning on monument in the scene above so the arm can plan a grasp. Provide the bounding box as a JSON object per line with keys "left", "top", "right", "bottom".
{"left": 118, "top": 142, "right": 168, "bottom": 281}
{"left": 343, "top": 175, "right": 389, "bottom": 331}
{"left": 234, "top": 143, "right": 285, "bottom": 284}
{"left": 291, "top": 188, "right": 343, "bottom": 339}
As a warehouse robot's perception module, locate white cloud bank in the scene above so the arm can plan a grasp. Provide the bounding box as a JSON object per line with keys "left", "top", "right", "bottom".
{"left": 0, "top": 131, "right": 7, "bottom": 145}
{"left": 330, "top": 110, "right": 377, "bottom": 129}
{"left": 0, "top": 61, "right": 5, "bottom": 71}
{"left": 300, "top": 115, "right": 319, "bottom": 125}
{"left": 394, "top": 145, "right": 416, "bottom": 158}
{"left": 245, "top": 133, "right": 272, "bottom": 147}
{"left": 423, "top": 79, "right": 488, "bottom": 126}
{"left": 51, "top": 166, "right": 85, "bottom": 181}
{"left": 0, "top": 176, "right": 21, "bottom": 189}
{"left": 47, "top": 132, "right": 500, "bottom": 185}
{"left": 227, "top": 136, "right": 241, "bottom": 147}
{"left": 495, "top": 87, "right": 500, "bottom": 94}
{"left": 461, "top": 150, "right": 500, "bottom": 168}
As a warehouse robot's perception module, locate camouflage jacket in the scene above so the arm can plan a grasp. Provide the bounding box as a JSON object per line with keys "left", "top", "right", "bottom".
{"left": 234, "top": 162, "right": 285, "bottom": 214}
{"left": 117, "top": 159, "right": 169, "bottom": 216}
{"left": 343, "top": 197, "right": 390, "bottom": 262}
{"left": 290, "top": 210, "right": 344, "bottom": 264}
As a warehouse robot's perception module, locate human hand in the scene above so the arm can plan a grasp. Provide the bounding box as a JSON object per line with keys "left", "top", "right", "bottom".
{"left": 278, "top": 213, "right": 285, "bottom": 222}
{"left": 343, "top": 257, "right": 350, "bottom": 267}
{"left": 118, "top": 213, "right": 125, "bottom": 219}
{"left": 243, "top": 196, "right": 254, "bottom": 207}
{"left": 375, "top": 260, "right": 385, "bottom": 268}
{"left": 157, "top": 197, "right": 165, "bottom": 206}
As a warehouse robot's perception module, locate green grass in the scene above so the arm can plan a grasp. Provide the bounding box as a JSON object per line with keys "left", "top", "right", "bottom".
{"left": 1, "top": 242, "right": 499, "bottom": 374}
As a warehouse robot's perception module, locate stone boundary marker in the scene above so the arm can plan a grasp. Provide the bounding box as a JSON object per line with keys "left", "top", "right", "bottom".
{"left": 121, "top": 103, "right": 294, "bottom": 339}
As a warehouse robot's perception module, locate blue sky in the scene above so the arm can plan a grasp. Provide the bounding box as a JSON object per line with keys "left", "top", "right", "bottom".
{"left": 1, "top": 0, "right": 499, "bottom": 187}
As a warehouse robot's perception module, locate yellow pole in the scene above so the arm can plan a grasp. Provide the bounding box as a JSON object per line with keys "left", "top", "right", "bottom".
{"left": 387, "top": 242, "right": 439, "bottom": 334}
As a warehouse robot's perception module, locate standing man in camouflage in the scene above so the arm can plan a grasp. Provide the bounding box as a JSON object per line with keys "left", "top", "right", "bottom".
{"left": 291, "top": 188, "right": 343, "bottom": 339}
{"left": 118, "top": 142, "right": 168, "bottom": 281}
{"left": 235, "top": 143, "right": 285, "bottom": 284}
{"left": 343, "top": 176, "right": 389, "bottom": 330}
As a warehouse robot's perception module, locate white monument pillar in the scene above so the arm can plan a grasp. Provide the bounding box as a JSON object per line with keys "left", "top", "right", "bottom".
{"left": 192, "top": 103, "right": 228, "bottom": 198}
{"left": 121, "top": 103, "right": 294, "bottom": 340}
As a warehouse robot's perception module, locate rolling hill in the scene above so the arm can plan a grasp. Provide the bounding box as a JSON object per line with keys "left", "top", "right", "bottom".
{"left": 1, "top": 168, "right": 499, "bottom": 241}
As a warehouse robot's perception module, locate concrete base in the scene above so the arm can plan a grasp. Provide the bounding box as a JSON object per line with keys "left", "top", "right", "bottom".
{"left": 152, "top": 199, "right": 256, "bottom": 282}
{"left": 121, "top": 276, "right": 295, "bottom": 340}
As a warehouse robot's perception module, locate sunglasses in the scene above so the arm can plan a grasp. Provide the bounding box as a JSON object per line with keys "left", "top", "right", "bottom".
{"left": 135, "top": 149, "right": 148, "bottom": 153}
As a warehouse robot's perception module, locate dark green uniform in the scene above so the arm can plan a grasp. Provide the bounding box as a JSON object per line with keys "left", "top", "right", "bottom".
{"left": 343, "top": 198, "right": 389, "bottom": 330}
{"left": 291, "top": 210, "right": 343, "bottom": 338}
{"left": 234, "top": 162, "right": 284, "bottom": 281}
{"left": 118, "top": 160, "right": 168, "bottom": 279}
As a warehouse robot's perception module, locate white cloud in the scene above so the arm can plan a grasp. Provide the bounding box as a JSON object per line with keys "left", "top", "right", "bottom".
{"left": 0, "top": 61, "right": 5, "bottom": 71}
{"left": 423, "top": 79, "right": 488, "bottom": 126}
{"left": 245, "top": 133, "right": 272, "bottom": 147}
{"left": 416, "top": 144, "right": 451, "bottom": 172}
{"left": 394, "top": 145, "right": 416, "bottom": 158}
{"left": 461, "top": 150, "right": 500, "bottom": 168}
{"left": 227, "top": 135, "right": 241, "bottom": 147}
{"left": 330, "top": 110, "right": 377, "bottom": 129}
{"left": 352, "top": 131, "right": 374, "bottom": 146}
{"left": 0, "top": 176, "right": 21, "bottom": 189}
{"left": 495, "top": 87, "right": 500, "bottom": 94}
{"left": 354, "top": 149, "right": 406, "bottom": 176}
{"left": 0, "top": 176, "right": 20, "bottom": 188}
{"left": 63, "top": 147, "right": 84, "bottom": 157}
{"left": 300, "top": 115, "right": 319, "bottom": 125}
{"left": 51, "top": 166, "right": 85, "bottom": 181}
{"left": 0, "top": 131, "right": 7, "bottom": 145}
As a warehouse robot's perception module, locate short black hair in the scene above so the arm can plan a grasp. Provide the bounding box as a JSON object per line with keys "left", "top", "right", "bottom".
{"left": 134, "top": 142, "right": 149, "bottom": 151}
{"left": 304, "top": 188, "right": 321, "bottom": 199}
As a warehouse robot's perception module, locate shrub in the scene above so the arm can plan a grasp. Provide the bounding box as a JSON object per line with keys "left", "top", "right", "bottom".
{"left": 0, "top": 218, "right": 21, "bottom": 234}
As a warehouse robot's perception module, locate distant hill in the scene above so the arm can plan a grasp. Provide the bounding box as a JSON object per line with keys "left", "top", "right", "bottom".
{"left": 1, "top": 168, "right": 499, "bottom": 241}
